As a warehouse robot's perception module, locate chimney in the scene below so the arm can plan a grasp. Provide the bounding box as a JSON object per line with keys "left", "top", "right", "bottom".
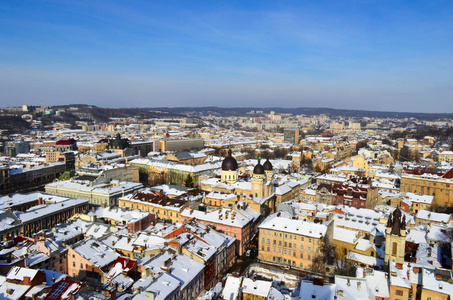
{"left": 38, "top": 197, "right": 43, "bottom": 205}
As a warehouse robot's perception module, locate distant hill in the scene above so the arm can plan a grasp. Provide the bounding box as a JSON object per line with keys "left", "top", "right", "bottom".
{"left": 52, "top": 105, "right": 185, "bottom": 122}
{"left": 22, "top": 105, "right": 453, "bottom": 122}
{"left": 150, "top": 106, "right": 453, "bottom": 120}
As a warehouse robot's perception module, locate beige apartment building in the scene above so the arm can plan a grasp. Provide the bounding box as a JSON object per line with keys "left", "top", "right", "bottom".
{"left": 258, "top": 214, "right": 333, "bottom": 270}
{"left": 400, "top": 169, "right": 453, "bottom": 207}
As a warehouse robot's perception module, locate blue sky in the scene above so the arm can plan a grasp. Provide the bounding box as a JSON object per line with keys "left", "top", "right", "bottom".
{"left": 0, "top": 0, "right": 452, "bottom": 112}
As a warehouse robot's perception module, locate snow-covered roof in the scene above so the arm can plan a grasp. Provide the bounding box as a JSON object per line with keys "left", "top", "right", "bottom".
{"left": 421, "top": 267, "right": 453, "bottom": 296}
{"left": 14, "top": 198, "right": 89, "bottom": 223}
{"left": 6, "top": 266, "right": 39, "bottom": 282}
{"left": 241, "top": 277, "right": 272, "bottom": 297}
{"left": 299, "top": 280, "right": 336, "bottom": 300}
{"left": 220, "top": 275, "right": 241, "bottom": 300}
{"left": 142, "top": 273, "right": 180, "bottom": 300}
{"left": 335, "top": 276, "right": 374, "bottom": 300}
{"left": 356, "top": 268, "right": 390, "bottom": 299}
{"left": 333, "top": 227, "right": 358, "bottom": 244}
{"left": 181, "top": 207, "right": 253, "bottom": 228}
{"left": 71, "top": 239, "right": 119, "bottom": 268}
{"left": 404, "top": 192, "right": 433, "bottom": 205}
{"left": 388, "top": 261, "right": 412, "bottom": 289}
{"left": 259, "top": 213, "right": 327, "bottom": 238}
{"left": 140, "top": 251, "right": 204, "bottom": 289}
{"left": 416, "top": 210, "right": 451, "bottom": 223}
{"left": 0, "top": 280, "right": 30, "bottom": 300}
{"left": 406, "top": 227, "right": 427, "bottom": 244}
{"left": 347, "top": 252, "right": 384, "bottom": 268}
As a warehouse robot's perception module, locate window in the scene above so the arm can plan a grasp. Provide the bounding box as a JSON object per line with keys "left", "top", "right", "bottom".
{"left": 300, "top": 253, "right": 303, "bottom": 259}
{"left": 395, "top": 290, "right": 403, "bottom": 296}
{"left": 301, "top": 245, "right": 304, "bottom": 251}
{"left": 392, "top": 242, "right": 398, "bottom": 256}
{"left": 309, "top": 238, "right": 312, "bottom": 243}
{"left": 301, "top": 237, "right": 304, "bottom": 241}
{"left": 308, "top": 247, "right": 311, "bottom": 252}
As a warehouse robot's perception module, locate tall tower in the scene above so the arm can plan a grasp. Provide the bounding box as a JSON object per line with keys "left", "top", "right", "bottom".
{"left": 263, "top": 158, "right": 274, "bottom": 197}
{"left": 384, "top": 207, "right": 406, "bottom": 267}
{"left": 251, "top": 159, "right": 266, "bottom": 198}
{"left": 221, "top": 149, "right": 238, "bottom": 184}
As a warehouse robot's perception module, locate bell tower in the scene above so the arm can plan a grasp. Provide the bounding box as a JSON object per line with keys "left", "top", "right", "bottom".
{"left": 384, "top": 207, "right": 406, "bottom": 267}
